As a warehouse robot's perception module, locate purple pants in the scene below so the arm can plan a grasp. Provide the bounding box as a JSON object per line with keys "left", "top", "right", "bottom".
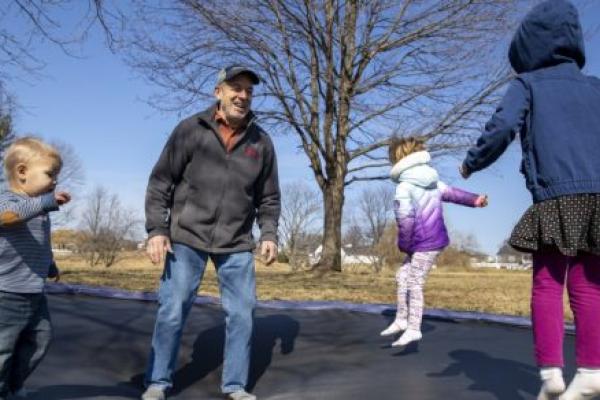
{"left": 532, "top": 250, "right": 600, "bottom": 367}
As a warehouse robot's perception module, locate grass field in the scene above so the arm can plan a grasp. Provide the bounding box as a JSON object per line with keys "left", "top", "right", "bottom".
{"left": 54, "top": 252, "right": 574, "bottom": 320}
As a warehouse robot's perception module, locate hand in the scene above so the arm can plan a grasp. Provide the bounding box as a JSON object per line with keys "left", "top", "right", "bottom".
{"left": 260, "top": 241, "right": 278, "bottom": 265}
{"left": 475, "top": 195, "right": 488, "bottom": 208}
{"left": 48, "top": 264, "right": 60, "bottom": 282}
{"left": 459, "top": 164, "right": 471, "bottom": 179}
{"left": 146, "top": 235, "right": 173, "bottom": 265}
{"left": 55, "top": 191, "right": 71, "bottom": 205}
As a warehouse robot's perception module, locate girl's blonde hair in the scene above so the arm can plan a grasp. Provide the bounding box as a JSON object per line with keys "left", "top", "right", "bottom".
{"left": 388, "top": 136, "right": 426, "bottom": 164}
{"left": 3, "top": 137, "right": 62, "bottom": 185}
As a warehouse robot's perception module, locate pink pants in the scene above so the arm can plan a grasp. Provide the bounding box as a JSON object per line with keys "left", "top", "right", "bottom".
{"left": 532, "top": 250, "right": 600, "bottom": 367}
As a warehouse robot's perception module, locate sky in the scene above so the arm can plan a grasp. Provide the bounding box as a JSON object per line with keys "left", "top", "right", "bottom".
{"left": 5, "top": 2, "right": 600, "bottom": 255}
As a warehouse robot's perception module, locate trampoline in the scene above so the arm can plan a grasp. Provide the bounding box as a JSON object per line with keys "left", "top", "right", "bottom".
{"left": 19, "top": 286, "right": 576, "bottom": 400}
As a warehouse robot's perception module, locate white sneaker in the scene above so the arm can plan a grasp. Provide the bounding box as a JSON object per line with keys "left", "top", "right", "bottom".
{"left": 141, "top": 385, "right": 167, "bottom": 400}
{"left": 380, "top": 320, "right": 408, "bottom": 336}
{"left": 538, "top": 368, "right": 565, "bottom": 400}
{"left": 391, "top": 329, "right": 422, "bottom": 347}
{"left": 227, "top": 390, "right": 257, "bottom": 400}
{"left": 560, "top": 368, "right": 600, "bottom": 400}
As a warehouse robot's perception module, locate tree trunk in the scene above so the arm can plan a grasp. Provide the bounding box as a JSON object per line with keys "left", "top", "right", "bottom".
{"left": 315, "top": 177, "right": 345, "bottom": 272}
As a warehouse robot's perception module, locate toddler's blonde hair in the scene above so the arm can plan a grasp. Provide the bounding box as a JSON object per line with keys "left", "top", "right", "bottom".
{"left": 388, "top": 136, "right": 426, "bottom": 164}
{"left": 3, "top": 137, "right": 62, "bottom": 185}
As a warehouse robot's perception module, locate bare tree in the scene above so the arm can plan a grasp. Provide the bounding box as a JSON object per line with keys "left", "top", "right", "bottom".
{"left": 343, "top": 222, "right": 364, "bottom": 250}
{"left": 450, "top": 230, "right": 482, "bottom": 254}
{"left": 497, "top": 238, "right": 524, "bottom": 258}
{"left": 0, "top": 91, "right": 16, "bottom": 187}
{"left": 279, "top": 182, "right": 321, "bottom": 269}
{"left": 51, "top": 140, "right": 86, "bottom": 228}
{"left": 0, "top": 1, "right": 123, "bottom": 87}
{"left": 124, "top": 0, "right": 533, "bottom": 271}
{"left": 0, "top": 1, "right": 123, "bottom": 192}
{"left": 78, "top": 186, "right": 139, "bottom": 267}
{"left": 436, "top": 230, "right": 482, "bottom": 268}
{"left": 355, "top": 184, "right": 394, "bottom": 271}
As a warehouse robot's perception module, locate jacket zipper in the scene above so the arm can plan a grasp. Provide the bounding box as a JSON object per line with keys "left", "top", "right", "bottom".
{"left": 208, "top": 118, "right": 256, "bottom": 248}
{"left": 209, "top": 155, "right": 229, "bottom": 248}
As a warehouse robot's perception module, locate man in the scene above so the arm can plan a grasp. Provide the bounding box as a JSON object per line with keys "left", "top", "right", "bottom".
{"left": 141, "top": 65, "right": 280, "bottom": 400}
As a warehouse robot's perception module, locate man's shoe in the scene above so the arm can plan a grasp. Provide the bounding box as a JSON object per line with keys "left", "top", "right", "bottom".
{"left": 226, "top": 389, "right": 257, "bottom": 400}
{"left": 141, "top": 385, "right": 167, "bottom": 400}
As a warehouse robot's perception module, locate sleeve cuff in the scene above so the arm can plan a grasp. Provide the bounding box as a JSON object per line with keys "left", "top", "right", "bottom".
{"left": 41, "top": 193, "right": 59, "bottom": 212}
{"left": 260, "top": 232, "right": 278, "bottom": 244}
{"left": 460, "top": 162, "right": 473, "bottom": 177}
{"left": 147, "top": 228, "right": 170, "bottom": 239}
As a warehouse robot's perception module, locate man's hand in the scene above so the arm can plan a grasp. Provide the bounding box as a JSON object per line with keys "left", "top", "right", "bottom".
{"left": 147, "top": 235, "right": 173, "bottom": 265}
{"left": 260, "top": 241, "right": 278, "bottom": 265}
{"left": 55, "top": 191, "right": 71, "bottom": 205}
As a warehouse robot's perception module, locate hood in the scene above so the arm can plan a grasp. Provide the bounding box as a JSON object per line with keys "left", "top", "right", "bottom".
{"left": 508, "top": 0, "right": 585, "bottom": 74}
{"left": 390, "top": 151, "right": 438, "bottom": 188}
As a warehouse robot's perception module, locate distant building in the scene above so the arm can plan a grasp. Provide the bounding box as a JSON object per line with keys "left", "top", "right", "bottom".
{"left": 309, "top": 244, "right": 380, "bottom": 266}
{"left": 52, "top": 248, "right": 74, "bottom": 255}
{"left": 470, "top": 242, "right": 532, "bottom": 270}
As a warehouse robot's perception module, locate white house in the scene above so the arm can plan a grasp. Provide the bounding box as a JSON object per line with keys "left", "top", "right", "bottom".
{"left": 309, "top": 244, "right": 380, "bottom": 266}
{"left": 471, "top": 254, "right": 532, "bottom": 270}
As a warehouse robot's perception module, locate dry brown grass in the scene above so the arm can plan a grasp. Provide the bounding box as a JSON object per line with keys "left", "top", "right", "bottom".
{"left": 54, "top": 252, "right": 573, "bottom": 320}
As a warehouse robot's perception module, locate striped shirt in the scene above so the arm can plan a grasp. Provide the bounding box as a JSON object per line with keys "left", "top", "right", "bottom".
{"left": 0, "top": 190, "right": 58, "bottom": 293}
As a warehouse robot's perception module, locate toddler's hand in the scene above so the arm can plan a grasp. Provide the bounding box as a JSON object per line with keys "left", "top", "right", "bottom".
{"left": 55, "top": 191, "right": 71, "bottom": 206}
{"left": 475, "top": 195, "right": 488, "bottom": 208}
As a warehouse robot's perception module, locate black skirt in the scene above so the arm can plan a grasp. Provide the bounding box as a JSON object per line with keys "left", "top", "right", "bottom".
{"left": 509, "top": 194, "right": 600, "bottom": 256}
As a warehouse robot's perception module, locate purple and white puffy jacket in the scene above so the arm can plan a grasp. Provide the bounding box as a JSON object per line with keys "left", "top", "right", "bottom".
{"left": 391, "top": 151, "right": 478, "bottom": 254}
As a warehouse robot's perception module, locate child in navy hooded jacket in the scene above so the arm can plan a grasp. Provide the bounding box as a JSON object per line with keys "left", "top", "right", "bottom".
{"left": 381, "top": 137, "right": 487, "bottom": 347}
{"left": 461, "top": 1, "right": 600, "bottom": 399}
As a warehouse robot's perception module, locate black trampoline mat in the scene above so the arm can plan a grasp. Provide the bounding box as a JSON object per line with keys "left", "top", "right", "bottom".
{"left": 18, "top": 294, "right": 576, "bottom": 400}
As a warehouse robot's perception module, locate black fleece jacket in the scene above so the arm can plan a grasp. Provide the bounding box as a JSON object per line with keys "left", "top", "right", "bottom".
{"left": 145, "top": 104, "right": 280, "bottom": 253}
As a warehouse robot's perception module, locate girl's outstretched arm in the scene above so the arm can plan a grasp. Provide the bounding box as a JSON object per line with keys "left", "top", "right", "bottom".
{"left": 461, "top": 78, "right": 530, "bottom": 177}
{"left": 438, "top": 181, "right": 480, "bottom": 207}
{"left": 394, "top": 183, "right": 416, "bottom": 253}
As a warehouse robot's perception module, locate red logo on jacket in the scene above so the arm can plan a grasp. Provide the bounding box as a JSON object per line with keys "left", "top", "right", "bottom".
{"left": 244, "top": 146, "right": 259, "bottom": 160}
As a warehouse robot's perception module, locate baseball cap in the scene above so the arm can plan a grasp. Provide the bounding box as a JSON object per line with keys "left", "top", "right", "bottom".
{"left": 216, "top": 65, "right": 261, "bottom": 85}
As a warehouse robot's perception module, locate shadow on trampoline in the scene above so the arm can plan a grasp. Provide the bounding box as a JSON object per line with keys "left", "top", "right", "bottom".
{"left": 27, "top": 314, "right": 300, "bottom": 399}
{"left": 168, "top": 314, "right": 300, "bottom": 395}
{"left": 27, "top": 384, "right": 139, "bottom": 399}
{"left": 428, "top": 349, "right": 538, "bottom": 400}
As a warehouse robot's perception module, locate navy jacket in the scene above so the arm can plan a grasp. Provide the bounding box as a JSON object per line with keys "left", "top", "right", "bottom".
{"left": 463, "top": 0, "right": 600, "bottom": 202}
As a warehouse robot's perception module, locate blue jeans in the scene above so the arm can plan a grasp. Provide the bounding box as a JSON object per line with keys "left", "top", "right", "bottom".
{"left": 144, "top": 243, "right": 256, "bottom": 394}
{"left": 0, "top": 291, "right": 52, "bottom": 398}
